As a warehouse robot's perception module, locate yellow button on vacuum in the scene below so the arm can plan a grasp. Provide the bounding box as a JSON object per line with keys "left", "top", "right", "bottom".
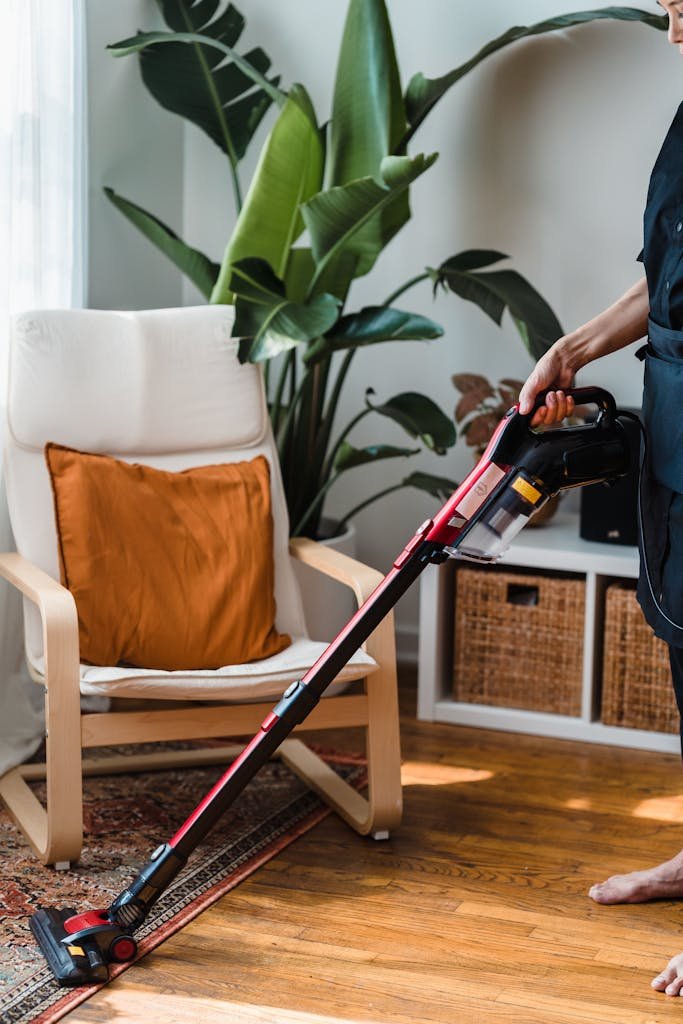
{"left": 512, "top": 476, "right": 542, "bottom": 504}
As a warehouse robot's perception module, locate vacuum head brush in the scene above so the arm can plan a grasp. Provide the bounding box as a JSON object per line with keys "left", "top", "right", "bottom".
{"left": 30, "top": 908, "right": 109, "bottom": 986}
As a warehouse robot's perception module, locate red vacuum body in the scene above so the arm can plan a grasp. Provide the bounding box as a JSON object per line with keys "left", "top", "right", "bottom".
{"left": 30, "top": 386, "right": 632, "bottom": 985}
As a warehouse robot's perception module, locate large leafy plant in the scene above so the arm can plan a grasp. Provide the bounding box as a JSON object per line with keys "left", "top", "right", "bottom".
{"left": 107, "top": 2, "right": 664, "bottom": 538}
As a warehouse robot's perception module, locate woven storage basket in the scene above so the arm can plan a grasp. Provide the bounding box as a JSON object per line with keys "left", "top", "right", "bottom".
{"left": 601, "top": 583, "right": 677, "bottom": 733}
{"left": 453, "top": 566, "right": 584, "bottom": 714}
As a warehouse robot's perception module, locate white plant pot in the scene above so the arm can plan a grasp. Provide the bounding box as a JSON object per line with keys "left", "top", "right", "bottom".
{"left": 292, "top": 518, "right": 358, "bottom": 642}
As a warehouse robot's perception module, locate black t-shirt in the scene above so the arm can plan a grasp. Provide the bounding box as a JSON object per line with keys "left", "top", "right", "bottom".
{"left": 639, "top": 101, "right": 683, "bottom": 330}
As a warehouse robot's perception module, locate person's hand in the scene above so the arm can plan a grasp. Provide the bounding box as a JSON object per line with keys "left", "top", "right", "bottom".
{"left": 518, "top": 341, "right": 577, "bottom": 427}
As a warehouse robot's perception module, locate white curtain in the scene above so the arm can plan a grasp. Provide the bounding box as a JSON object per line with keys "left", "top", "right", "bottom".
{"left": 0, "top": 0, "right": 87, "bottom": 774}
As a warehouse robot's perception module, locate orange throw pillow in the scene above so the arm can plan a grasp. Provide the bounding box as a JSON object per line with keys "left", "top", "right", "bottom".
{"left": 45, "top": 444, "right": 291, "bottom": 670}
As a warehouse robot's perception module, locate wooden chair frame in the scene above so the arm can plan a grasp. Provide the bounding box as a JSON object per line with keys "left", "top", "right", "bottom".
{"left": 0, "top": 539, "right": 402, "bottom": 866}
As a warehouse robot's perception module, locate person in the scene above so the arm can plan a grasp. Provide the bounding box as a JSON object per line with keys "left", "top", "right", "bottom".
{"left": 518, "top": 0, "right": 683, "bottom": 997}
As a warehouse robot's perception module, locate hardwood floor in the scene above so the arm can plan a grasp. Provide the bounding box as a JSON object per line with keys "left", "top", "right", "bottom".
{"left": 65, "top": 674, "right": 683, "bottom": 1023}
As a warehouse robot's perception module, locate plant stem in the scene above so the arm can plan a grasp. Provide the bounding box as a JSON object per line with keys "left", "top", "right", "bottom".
{"left": 321, "top": 405, "right": 371, "bottom": 482}
{"left": 335, "top": 483, "right": 403, "bottom": 534}
{"left": 177, "top": 6, "right": 243, "bottom": 214}
{"left": 316, "top": 347, "right": 356, "bottom": 476}
{"left": 382, "top": 272, "right": 429, "bottom": 308}
{"left": 277, "top": 372, "right": 307, "bottom": 451}
{"left": 229, "top": 160, "right": 243, "bottom": 214}
{"left": 292, "top": 471, "right": 341, "bottom": 537}
{"left": 271, "top": 350, "right": 294, "bottom": 433}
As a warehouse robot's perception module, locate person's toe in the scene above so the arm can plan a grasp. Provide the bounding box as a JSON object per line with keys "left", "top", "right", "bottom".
{"left": 666, "top": 976, "right": 683, "bottom": 997}
{"left": 652, "top": 955, "right": 683, "bottom": 994}
{"left": 651, "top": 966, "right": 671, "bottom": 991}
{"left": 588, "top": 880, "right": 619, "bottom": 903}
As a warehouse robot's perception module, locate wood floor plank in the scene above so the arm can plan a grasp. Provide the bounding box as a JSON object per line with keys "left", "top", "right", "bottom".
{"left": 62, "top": 674, "right": 683, "bottom": 1023}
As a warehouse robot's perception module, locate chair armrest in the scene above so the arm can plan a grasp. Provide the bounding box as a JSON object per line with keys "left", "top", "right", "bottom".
{"left": 0, "top": 552, "right": 74, "bottom": 609}
{"left": 0, "top": 554, "right": 81, "bottom": 863}
{"left": 289, "top": 537, "right": 382, "bottom": 607}
{"left": 0, "top": 552, "right": 79, "bottom": 678}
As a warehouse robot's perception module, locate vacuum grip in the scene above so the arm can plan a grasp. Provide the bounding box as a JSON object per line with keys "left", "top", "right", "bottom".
{"left": 531, "top": 386, "right": 616, "bottom": 427}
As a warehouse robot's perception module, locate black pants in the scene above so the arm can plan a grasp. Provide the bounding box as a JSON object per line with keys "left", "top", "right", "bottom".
{"left": 670, "top": 645, "right": 683, "bottom": 756}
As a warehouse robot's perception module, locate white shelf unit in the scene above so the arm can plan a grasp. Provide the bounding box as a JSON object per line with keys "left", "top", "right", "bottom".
{"left": 417, "top": 511, "right": 680, "bottom": 754}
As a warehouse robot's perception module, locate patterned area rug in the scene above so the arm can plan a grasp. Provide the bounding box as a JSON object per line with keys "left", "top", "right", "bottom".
{"left": 0, "top": 748, "right": 364, "bottom": 1024}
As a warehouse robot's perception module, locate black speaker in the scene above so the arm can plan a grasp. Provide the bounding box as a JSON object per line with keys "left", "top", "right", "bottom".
{"left": 579, "top": 407, "right": 641, "bottom": 546}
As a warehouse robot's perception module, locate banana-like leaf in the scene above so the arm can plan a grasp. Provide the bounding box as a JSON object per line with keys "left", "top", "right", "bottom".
{"left": 283, "top": 248, "right": 316, "bottom": 304}
{"left": 283, "top": 248, "right": 359, "bottom": 306}
{"left": 211, "top": 84, "right": 324, "bottom": 304}
{"left": 404, "top": 8, "right": 666, "bottom": 141}
{"left": 119, "top": 2, "right": 280, "bottom": 167}
{"left": 365, "top": 389, "right": 456, "bottom": 454}
{"left": 329, "top": 0, "right": 405, "bottom": 185}
{"left": 328, "top": 0, "right": 408, "bottom": 278}
{"left": 103, "top": 187, "right": 220, "bottom": 298}
{"left": 433, "top": 256, "right": 563, "bottom": 361}
{"left": 108, "top": 28, "right": 285, "bottom": 107}
{"left": 402, "top": 470, "right": 458, "bottom": 500}
{"left": 230, "top": 257, "right": 341, "bottom": 363}
{"left": 303, "top": 152, "right": 438, "bottom": 294}
{"left": 334, "top": 441, "right": 419, "bottom": 471}
{"left": 439, "top": 249, "right": 509, "bottom": 274}
{"left": 305, "top": 305, "right": 443, "bottom": 363}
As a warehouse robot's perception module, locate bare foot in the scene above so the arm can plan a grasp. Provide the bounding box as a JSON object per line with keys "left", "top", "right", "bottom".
{"left": 652, "top": 953, "right": 683, "bottom": 996}
{"left": 589, "top": 849, "right": 683, "bottom": 904}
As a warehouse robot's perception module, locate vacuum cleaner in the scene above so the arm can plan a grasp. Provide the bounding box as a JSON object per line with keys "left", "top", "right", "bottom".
{"left": 30, "top": 385, "right": 632, "bottom": 986}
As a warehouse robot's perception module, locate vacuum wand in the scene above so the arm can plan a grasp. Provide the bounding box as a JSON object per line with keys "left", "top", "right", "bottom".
{"left": 30, "top": 385, "right": 632, "bottom": 986}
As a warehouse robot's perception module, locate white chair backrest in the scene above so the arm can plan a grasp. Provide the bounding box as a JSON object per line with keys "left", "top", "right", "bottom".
{"left": 5, "top": 306, "right": 307, "bottom": 669}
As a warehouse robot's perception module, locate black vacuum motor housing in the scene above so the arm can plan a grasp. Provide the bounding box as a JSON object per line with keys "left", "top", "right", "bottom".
{"left": 579, "top": 408, "right": 641, "bottom": 546}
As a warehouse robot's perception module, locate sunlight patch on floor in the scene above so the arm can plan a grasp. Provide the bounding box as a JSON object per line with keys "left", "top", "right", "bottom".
{"left": 565, "top": 797, "right": 592, "bottom": 810}
{"left": 401, "top": 761, "right": 494, "bottom": 786}
{"left": 632, "top": 793, "right": 683, "bottom": 822}
{"left": 92, "top": 989, "right": 371, "bottom": 1024}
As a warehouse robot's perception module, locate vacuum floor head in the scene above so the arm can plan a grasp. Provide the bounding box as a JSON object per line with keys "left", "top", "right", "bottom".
{"left": 30, "top": 908, "right": 109, "bottom": 986}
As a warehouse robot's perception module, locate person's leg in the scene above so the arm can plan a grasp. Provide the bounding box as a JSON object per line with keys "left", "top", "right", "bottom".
{"left": 588, "top": 645, "right": 683, "bottom": 905}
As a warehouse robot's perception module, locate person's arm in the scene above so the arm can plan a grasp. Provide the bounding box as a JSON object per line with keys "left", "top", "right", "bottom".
{"left": 519, "top": 276, "right": 649, "bottom": 425}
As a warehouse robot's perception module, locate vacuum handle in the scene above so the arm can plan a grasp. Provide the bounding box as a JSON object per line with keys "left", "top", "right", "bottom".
{"left": 529, "top": 385, "right": 617, "bottom": 427}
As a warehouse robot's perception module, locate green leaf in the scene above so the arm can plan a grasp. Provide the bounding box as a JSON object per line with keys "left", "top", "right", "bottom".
{"left": 229, "top": 255, "right": 284, "bottom": 303}
{"left": 129, "top": 1, "right": 280, "bottom": 168}
{"left": 211, "top": 84, "right": 325, "bottom": 304}
{"left": 283, "top": 247, "right": 359, "bottom": 306}
{"left": 333, "top": 441, "right": 419, "bottom": 471}
{"left": 230, "top": 258, "right": 341, "bottom": 362}
{"left": 365, "top": 390, "right": 456, "bottom": 454}
{"left": 108, "top": 27, "right": 286, "bottom": 108}
{"left": 402, "top": 470, "right": 458, "bottom": 501}
{"left": 435, "top": 258, "right": 563, "bottom": 361}
{"left": 302, "top": 151, "right": 438, "bottom": 293}
{"left": 404, "top": 8, "right": 666, "bottom": 141}
{"left": 431, "top": 249, "right": 508, "bottom": 276}
{"left": 305, "top": 305, "right": 443, "bottom": 363}
{"left": 283, "top": 248, "right": 315, "bottom": 304}
{"left": 328, "top": 0, "right": 409, "bottom": 275}
{"left": 329, "top": 0, "right": 406, "bottom": 185}
{"left": 103, "top": 187, "right": 220, "bottom": 298}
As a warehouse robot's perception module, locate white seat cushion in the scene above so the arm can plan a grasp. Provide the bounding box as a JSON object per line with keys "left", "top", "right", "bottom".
{"left": 29, "top": 638, "right": 377, "bottom": 700}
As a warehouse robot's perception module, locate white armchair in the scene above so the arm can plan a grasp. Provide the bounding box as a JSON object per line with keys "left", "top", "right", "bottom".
{"left": 0, "top": 306, "right": 402, "bottom": 866}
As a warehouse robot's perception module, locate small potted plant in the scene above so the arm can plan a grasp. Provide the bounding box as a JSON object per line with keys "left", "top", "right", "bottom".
{"left": 452, "top": 374, "right": 524, "bottom": 456}
{"left": 452, "top": 373, "right": 561, "bottom": 526}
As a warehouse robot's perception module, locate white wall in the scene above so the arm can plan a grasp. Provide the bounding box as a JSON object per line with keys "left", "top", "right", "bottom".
{"left": 88, "top": 1, "right": 679, "bottom": 654}
{"left": 85, "top": 1, "right": 184, "bottom": 309}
